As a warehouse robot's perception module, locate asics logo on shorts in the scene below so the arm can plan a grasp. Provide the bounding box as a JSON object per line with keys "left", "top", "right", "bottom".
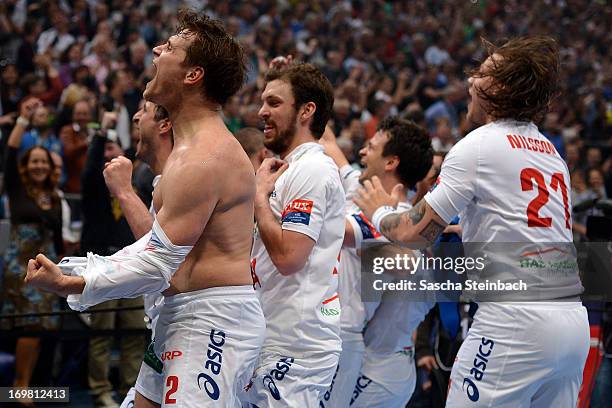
{"left": 350, "top": 374, "right": 372, "bottom": 405}
{"left": 262, "top": 356, "right": 294, "bottom": 400}
{"left": 462, "top": 336, "right": 495, "bottom": 402}
{"left": 197, "top": 329, "right": 226, "bottom": 401}
{"left": 320, "top": 364, "right": 340, "bottom": 405}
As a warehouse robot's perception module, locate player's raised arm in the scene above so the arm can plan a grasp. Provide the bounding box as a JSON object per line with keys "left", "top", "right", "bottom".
{"left": 354, "top": 177, "right": 448, "bottom": 249}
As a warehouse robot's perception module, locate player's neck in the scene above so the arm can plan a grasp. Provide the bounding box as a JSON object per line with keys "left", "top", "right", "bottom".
{"left": 380, "top": 173, "right": 403, "bottom": 196}
{"left": 169, "top": 100, "right": 224, "bottom": 143}
{"left": 279, "top": 128, "right": 317, "bottom": 160}
{"left": 152, "top": 145, "right": 172, "bottom": 175}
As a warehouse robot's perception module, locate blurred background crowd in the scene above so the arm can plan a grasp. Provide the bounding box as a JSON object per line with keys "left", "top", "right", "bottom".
{"left": 0, "top": 0, "right": 610, "bottom": 407}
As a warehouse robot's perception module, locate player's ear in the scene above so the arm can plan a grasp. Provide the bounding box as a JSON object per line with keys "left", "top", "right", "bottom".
{"left": 385, "top": 155, "right": 400, "bottom": 172}
{"left": 185, "top": 66, "right": 204, "bottom": 85}
{"left": 300, "top": 102, "right": 316, "bottom": 123}
{"left": 159, "top": 118, "right": 172, "bottom": 134}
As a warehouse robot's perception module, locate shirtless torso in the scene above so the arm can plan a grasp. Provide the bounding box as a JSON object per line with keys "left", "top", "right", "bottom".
{"left": 158, "top": 124, "right": 255, "bottom": 294}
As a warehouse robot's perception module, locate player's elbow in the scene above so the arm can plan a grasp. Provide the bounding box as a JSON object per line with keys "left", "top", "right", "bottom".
{"left": 272, "top": 253, "right": 308, "bottom": 276}
{"left": 398, "top": 229, "right": 427, "bottom": 250}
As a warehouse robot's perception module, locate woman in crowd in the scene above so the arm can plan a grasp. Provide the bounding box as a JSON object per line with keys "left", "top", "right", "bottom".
{"left": 1, "top": 97, "right": 63, "bottom": 393}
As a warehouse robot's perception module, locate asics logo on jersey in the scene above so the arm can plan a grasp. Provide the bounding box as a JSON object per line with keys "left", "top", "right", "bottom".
{"left": 262, "top": 356, "right": 294, "bottom": 401}
{"left": 197, "top": 329, "right": 226, "bottom": 400}
{"left": 462, "top": 336, "right": 495, "bottom": 402}
{"left": 350, "top": 374, "right": 372, "bottom": 405}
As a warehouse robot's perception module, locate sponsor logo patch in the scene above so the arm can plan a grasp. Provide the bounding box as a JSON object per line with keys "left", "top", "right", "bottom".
{"left": 352, "top": 212, "right": 381, "bottom": 240}
{"left": 161, "top": 350, "right": 183, "bottom": 361}
{"left": 281, "top": 199, "right": 314, "bottom": 225}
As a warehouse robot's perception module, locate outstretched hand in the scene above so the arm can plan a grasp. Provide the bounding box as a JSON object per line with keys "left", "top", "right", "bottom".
{"left": 25, "top": 254, "right": 70, "bottom": 297}
{"left": 354, "top": 176, "right": 404, "bottom": 220}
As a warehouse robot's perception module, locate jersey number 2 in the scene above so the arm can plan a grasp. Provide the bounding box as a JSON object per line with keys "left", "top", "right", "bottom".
{"left": 165, "top": 375, "right": 179, "bottom": 404}
{"left": 520, "top": 168, "right": 570, "bottom": 229}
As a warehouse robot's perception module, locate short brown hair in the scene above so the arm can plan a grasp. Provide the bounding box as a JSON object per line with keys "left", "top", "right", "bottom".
{"left": 154, "top": 104, "right": 169, "bottom": 122}
{"left": 471, "top": 36, "right": 560, "bottom": 122}
{"left": 176, "top": 9, "right": 247, "bottom": 105}
{"left": 265, "top": 63, "right": 334, "bottom": 138}
{"left": 379, "top": 117, "right": 433, "bottom": 189}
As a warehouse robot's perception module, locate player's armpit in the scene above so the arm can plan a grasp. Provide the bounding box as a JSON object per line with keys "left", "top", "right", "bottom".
{"left": 379, "top": 200, "right": 447, "bottom": 249}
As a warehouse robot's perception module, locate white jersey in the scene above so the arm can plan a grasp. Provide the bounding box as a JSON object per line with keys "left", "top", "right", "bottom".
{"left": 425, "top": 120, "right": 582, "bottom": 300}
{"left": 251, "top": 142, "right": 345, "bottom": 357}
{"left": 337, "top": 165, "right": 375, "bottom": 335}
{"left": 425, "top": 120, "right": 573, "bottom": 243}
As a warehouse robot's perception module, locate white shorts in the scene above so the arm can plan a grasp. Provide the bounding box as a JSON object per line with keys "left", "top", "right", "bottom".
{"left": 349, "top": 347, "right": 416, "bottom": 408}
{"left": 446, "top": 302, "right": 589, "bottom": 408}
{"left": 134, "top": 285, "right": 266, "bottom": 407}
{"left": 120, "top": 387, "right": 136, "bottom": 408}
{"left": 320, "top": 332, "right": 365, "bottom": 407}
{"left": 243, "top": 351, "right": 339, "bottom": 407}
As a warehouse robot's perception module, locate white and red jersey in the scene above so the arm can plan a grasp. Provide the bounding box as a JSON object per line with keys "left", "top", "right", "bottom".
{"left": 425, "top": 120, "right": 572, "bottom": 243}
{"left": 425, "top": 119, "right": 582, "bottom": 299}
{"left": 342, "top": 181, "right": 416, "bottom": 335}
{"left": 251, "top": 142, "right": 345, "bottom": 357}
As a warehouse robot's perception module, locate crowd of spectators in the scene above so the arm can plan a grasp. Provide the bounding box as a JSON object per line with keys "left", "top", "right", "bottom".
{"left": 1, "top": 0, "right": 610, "bottom": 218}
{"left": 0, "top": 0, "right": 610, "bottom": 405}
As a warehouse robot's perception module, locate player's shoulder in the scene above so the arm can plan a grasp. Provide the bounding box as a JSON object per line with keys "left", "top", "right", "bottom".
{"left": 288, "top": 143, "right": 340, "bottom": 180}
{"left": 450, "top": 120, "right": 525, "bottom": 156}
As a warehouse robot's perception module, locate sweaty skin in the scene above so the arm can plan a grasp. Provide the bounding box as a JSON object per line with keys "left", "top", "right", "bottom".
{"left": 26, "top": 32, "right": 255, "bottom": 296}
{"left": 157, "top": 125, "right": 255, "bottom": 294}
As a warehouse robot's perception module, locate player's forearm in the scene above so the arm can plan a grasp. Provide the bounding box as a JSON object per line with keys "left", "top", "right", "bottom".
{"left": 254, "top": 195, "right": 302, "bottom": 275}
{"left": 377, "top": 201, "right": 442, "bottom": 249}
{"left": 63, "top": 221, "right": 192, "bottom": 311}
{"left": 59, "top": 275, "right": 86, "bottom": 297}
{"left": 115, "top": 189, "right": 154, "bottom": 239}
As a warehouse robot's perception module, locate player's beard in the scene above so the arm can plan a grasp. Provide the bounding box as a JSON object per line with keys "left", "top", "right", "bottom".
{"left": 264, "top": 111, "right": 298, "bottom": 156}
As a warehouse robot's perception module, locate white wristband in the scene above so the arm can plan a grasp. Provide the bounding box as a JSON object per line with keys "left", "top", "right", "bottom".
{"left": 16, "top": 116, "right": 30, "bottom": 127}
{"left": 372, "top": 206, "right": 396, "bottom": 232}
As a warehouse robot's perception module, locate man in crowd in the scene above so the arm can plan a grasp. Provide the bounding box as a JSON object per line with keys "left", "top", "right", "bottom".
{"left": 234, "top": 127, "right": 270, "bottom": 171}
